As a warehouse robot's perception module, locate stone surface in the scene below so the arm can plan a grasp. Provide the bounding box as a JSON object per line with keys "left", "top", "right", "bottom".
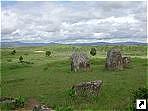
{"left": 72, "top": 80, "right": 103, "bottom": 96}
{"left": 0, "top": 97, "right": 15, "bottom": 104}
{"left": 32, "top": 104, "right": 52, "bottom": 111}
{"left": 122, "top": 57, "right": 131, "bottom": 68}
{"left": 105, "top": 49, "right": 123, "bottom": 70}
{"left": 71, "top": 52, "right": 90, "bottom": 72}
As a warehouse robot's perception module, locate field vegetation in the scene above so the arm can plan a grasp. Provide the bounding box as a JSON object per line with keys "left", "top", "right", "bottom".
{"left": 1, "top": 45, "right": 147, "bottom": 110}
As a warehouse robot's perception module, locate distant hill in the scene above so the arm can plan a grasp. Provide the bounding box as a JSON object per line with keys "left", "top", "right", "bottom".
{"left": 67, "top": 42, "right": 147, "bottom": 46}
{"left": 1, "top": 41, "right": 50, "bottom": 48}
{"left": 1, "top": 41, "right": 147, "bottom": 48}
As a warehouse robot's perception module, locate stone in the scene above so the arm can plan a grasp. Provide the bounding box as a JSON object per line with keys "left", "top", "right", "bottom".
{"left": 0, "top": 97, "right": 15, "bottom": 104}
{"left": 105, "top": 49, "right": 123, "bottom": 70}
{"left": 71, "top": 52, "right": 90, "bottom": 72}
{"left": 122, "top": 57, "right": 131, "bottom": 68}
{"left": 72, "top": 80, "right": 103, "bottom": 96}
{"left": 32, "top": 104, "right": 52, "bottom": 111}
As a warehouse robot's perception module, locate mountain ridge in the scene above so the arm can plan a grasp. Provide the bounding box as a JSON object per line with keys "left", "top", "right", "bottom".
{"left": 1, "top": 41, "right": 147, "bottom": 48}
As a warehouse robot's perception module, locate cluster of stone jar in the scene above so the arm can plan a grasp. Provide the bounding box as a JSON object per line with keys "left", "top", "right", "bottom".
{"left": 71, "top": 48, "right": 130, "bottom": 72}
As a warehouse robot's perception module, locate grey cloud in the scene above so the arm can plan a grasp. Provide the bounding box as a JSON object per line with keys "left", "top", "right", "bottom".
{"left": 1, "top": 1, "right": 147, "bottom": 43}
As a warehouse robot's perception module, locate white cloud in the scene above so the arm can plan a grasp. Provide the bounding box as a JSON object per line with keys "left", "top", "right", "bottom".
{"left": 1, "top": 1, "right": 147, "bottom": 43}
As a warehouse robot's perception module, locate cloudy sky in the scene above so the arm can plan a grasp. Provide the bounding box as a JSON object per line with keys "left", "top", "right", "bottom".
{"left": 1, "top": 1, "right": 147, "bottom": 43}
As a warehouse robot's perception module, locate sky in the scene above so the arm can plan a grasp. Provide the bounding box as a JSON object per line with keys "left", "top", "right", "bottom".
{"left": 1, "top": 1, "right": 147, "bottom": 43}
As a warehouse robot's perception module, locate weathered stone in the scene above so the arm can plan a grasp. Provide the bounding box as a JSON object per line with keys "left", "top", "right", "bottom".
{"left": 122, "top": 57, "right": 131, "bottom": 68}
{"left": 0, "top": 97, "right": 15, "bottom": 104}
{"left": 71, "top": 52, "right": 90, "bottom": 72}
{"left": 72, "top": 80, "right": 103, "bottom": 96}
{"left": 32, "top": 104, "right": 52, "bottom": 111}
{"left": 105, "top": 49, "right": 123, "bottom": 70}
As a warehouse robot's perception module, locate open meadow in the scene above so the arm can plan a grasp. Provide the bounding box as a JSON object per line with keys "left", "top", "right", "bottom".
{"left": 1, "top": 45, "right": 147, "bottom": 110}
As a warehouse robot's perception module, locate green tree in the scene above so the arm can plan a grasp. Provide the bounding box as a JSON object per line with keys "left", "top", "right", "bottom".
{"left": 15, "top": 96, "right": 25, "bottom": 108}
{"left": 11, "top": 50, "right": 16, "bottom": 55}
{"left": 19, "top": 56, "right": 23, "bottom": 62}
{"left": 90, "top": 48, "right": 96, "bottom": 56}
{"left": 46, "top": 51, "right": 51, "bottom": 56}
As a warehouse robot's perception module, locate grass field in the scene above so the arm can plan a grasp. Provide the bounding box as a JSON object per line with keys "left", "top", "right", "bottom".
{"left": 1, "top": 45, "right": 147, "bottom": 110}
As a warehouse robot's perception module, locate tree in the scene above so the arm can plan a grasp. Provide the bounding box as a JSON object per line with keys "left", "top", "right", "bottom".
{"left": 11, "top": 50, "right": 16, "bottom": 55}
{"left": 19, "top": 56, "right": 23, "bottom": 62}
{"left": 90, "top": 48, "right": 96, "bottom": 56}
{"left": 46, "top": 51, "right": 51, "bottom": 56}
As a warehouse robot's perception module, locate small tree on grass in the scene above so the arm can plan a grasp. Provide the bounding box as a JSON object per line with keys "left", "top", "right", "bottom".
{"left": 15, "top": 96, "right": 25, "bottom": 108}
{"left": 19, "top": 56, "right": 23, "bottom": 62}
{"left": 90, "top": 48, "right": 96, "bottom": 56}
{"left": 46, "top": 51, "right": 51, "bottom": 56}
{"left": 11, "top": 50, "right": 16, "bottom": 55}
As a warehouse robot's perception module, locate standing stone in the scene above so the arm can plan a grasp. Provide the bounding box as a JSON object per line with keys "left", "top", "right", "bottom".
{"left": 71, "top": 52, "right": 90, "bottom": 72}
{"left": 105, "top": 49, "right": 123, "bottom": 70}
{"left": 122, "top": 57, "right": 131, "bottom": 68}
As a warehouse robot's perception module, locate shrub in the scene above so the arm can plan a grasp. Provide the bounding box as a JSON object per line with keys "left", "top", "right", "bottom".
{"left": 46, "top": 51, "right": 51, "bottom": 56}
{"left": 14, "top": 96, "right": 25, "bottom": 108}
{"left": 19, "top": 56, "right": 23, "bottom": 62}
{"left": 66, "top": 88, "right": 76, "bottom": 98}
{"left": 90, "top": 48, "right": 96, "bottom": 56}
{"left": 7, "top": 59, "right": 12, "bottom": 62}
{"left": 129, "top": 87, "right": 148, "bottom": 111}
{"left": 11, "top": 50, "right": 16, "bottom": 55}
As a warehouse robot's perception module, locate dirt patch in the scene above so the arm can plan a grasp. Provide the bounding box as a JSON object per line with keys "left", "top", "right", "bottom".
{"left": 34, "top": 51, "right": 45, "bottom": 53}
{"left": 24, "top": 98, "right": 40, "bottom": 110}
{"left": 24, "top": 98, "right": 53, "bottom": 111}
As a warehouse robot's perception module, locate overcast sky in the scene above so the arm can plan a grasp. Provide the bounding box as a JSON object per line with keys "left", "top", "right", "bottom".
{"left": 1, "top": 1, "right": 147, "bottom": 43}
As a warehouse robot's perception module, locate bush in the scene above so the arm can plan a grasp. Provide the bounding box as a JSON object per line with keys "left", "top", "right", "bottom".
{"left": 7, "top": 59, "right": 12, "bottom": 62}
{"left": 90, "top": 48, "right": 96, "bottom": 56}
{"left": 66, "top": 88, "right": 76, "bottom": 98}
{"left": 14, "top": 96, "right": 25, "bottom": 108}
{"left": 11, "top": 50, "right": 16, "bottom": 55}
{"left": 19, "top": 56, "right": 23, "bottom": 62}
{"left": 46, "top": 51, "right": 51, "bottom": 56}
{"left": 129, "top": 87, "right": 148, "bottom": 111}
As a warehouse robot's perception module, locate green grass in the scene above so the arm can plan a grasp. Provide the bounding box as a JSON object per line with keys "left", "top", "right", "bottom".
{"left": 1, "top": 45, "right": 147, "bottom": 110}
